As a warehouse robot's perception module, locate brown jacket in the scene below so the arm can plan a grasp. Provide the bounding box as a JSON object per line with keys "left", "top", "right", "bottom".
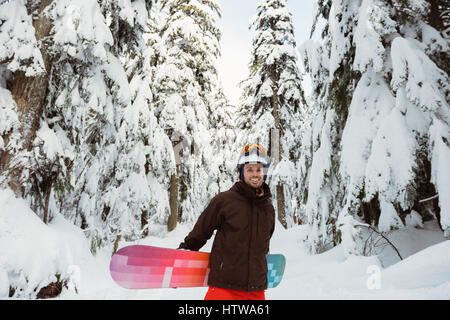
{"left": 178, "top": 181, "right": 275, "bottom": 292}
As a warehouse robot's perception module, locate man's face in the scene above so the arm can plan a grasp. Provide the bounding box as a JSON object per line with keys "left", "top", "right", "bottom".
{"left": 243, "top": 163, "right": 264, "bottom": 189}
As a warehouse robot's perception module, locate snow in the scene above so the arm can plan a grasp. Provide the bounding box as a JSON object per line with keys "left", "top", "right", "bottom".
{"left": 35, "top": 121, "right": 64, "bottom": 161}
{"left": 340, "top": 71, "right": 394, "bottom": 212}
{"left": 0, "top": 189, "right": 91, "bottom": 298}
{"left": 304, "top": 109, "right": 335, "bottom": 251}
{"left": 353, "top": 0, "right": 388, "bottom": 73}
{"left": 0, "top": 87, "right": 19, "bottom": 151}
{"left": 381, "top": 240, "right": 450, "bottom": 290}
{"left": 378, "top": 201, "right": 405, "bottom": 232}
{"left": 47, "top": 0, "right": 114, "bottom": 62}
{"left": 405, "top": 210, "right": 424, "bottom": 229}
{"left": 327, "top": 0, "right": 359, "bottom": 78}
{"left": 429, "top": 118, "right": 450, "bottom": 235}
{"left": 364, "top": 94, "right": 420, "bottom": 208}
{"left": 391, "top": 36, "right": 447, "bottom": 113}
{"left": 372, "top": 221, "right": 447, "bottom": 268}
{"left": 2, "top": 188, "right": 448, "bottom": 300}
{"left": 0, "top": 0, "right": 45, "bottom": 76}
{"left": 336, "top": 213, "right": 362, "bottom": 257}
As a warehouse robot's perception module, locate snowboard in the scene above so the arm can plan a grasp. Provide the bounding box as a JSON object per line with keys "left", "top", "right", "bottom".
{"left": 109, "top": 245, "right": 286, "bottom": 290}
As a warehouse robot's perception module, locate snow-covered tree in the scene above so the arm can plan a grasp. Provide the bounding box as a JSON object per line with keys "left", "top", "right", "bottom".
{"left": 0, "top": 0, "right": 45, "bottom": 78}
{"left": 0, "top": 0, "right": 56, "bottom": 220}
{"left": 342, "top": 0, "right": 450, "bottom": 240}
{"left": 152, "top": 0, "right": 224, "bottom": 227}
{"left": 299, "top": 0, "right": 450, "bottom": 254}
{"left": 0, "top": 0, "right": 166, "bottom": 252}
{"left": 300, "top": 0, "right": 373, "bottom": 254}
{"left": 210, "top": 86, "right": 237, "bottom": 192}
{"left": 238, "top": 0, "right": 305, "bottom": 228}
{"left": 120, "top": 3, "right": 175, "bottom": 239}
{"left": 101, "top": 0, "right": 175, "bottom": 247}
{"left": 40, "top": 0, "right": 141, "bottom": 249}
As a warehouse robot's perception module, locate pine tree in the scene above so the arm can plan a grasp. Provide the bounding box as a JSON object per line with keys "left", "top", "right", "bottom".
{"left": 77, "top": 0, "right": 160, "bottom": 250}
{"left": 104, "top": 0, "right": 173, "bottom": 247}
{"left": 121, "top": 3, "right": 175, "bottom": 239}
{"left": 0, "top": 0, "right": 52, "bottom": 212}
{"left": 153, "top": 0, "right": 223, "bottom": 227}
{"left": 239, "top": 0, "right": 305, "bottom": 228}
{"left": 210, "top": 86, "right": 236, "bottom": 192}
{"left": 299, "top": 0, "right": 450, "bottom": 254}
{"left": 40, "top": 0, "right": 125, "bottom": 249}
{"left": 34, "top": 0, "right": 161, "bottom": 252}
{"left": 299, "top": 0, "right": 367, "bottom": 254}
{"left": 342, "top": 0, "right": 450, "bottom": 239}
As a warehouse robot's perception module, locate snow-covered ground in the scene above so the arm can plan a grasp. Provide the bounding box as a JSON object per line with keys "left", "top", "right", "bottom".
{"left": 1, "top": 188, "right": 449, "bottom": 300}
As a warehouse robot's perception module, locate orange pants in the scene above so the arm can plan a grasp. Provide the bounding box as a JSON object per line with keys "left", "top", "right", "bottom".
{"left": 204, "top": 286, "right": 265, "bottom": 300}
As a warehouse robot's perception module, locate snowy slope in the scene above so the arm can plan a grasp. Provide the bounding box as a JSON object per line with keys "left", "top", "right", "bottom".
{"left": 267, "top": 221, "right": 450, "bottom": 299}
{"left": 1, "top": 188, "right": 449, "bottom": 299}
{"left": 382, "top": 240, "right": 450, "bottom": 290}
{"left": 0, "top": 189, "right": 91, "bottom": 298}
{"left": 370, "top": 221, "right": 448, "bottom": 268}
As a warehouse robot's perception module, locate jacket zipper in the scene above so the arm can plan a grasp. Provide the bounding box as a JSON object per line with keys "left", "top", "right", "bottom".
{"left": 248, "top": 199, "right": 256, "bottom": 292}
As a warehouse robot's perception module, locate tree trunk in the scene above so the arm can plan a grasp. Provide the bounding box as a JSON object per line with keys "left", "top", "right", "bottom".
{"left": 43, "top": 180, "right": 52, "bottom": 224}
{"left": 141, "top": 210, "right": 149, "bottom": 237}
{"left": 113, "top": 234, "right": 122, "bottom": 255}
{"left": 271, "top": 69, "right": 287, "bottom": 229}
{"left": 168, "top": 165, "right": 179, "bottom": 232}
{"left": 1, "top": 0, "right": 53, "bottom": 196}
{"left": 426, "top": 0, "right": 444, "bottom": 31}
{"left": 276, "top": 184, "right": 287, "bottom": 228}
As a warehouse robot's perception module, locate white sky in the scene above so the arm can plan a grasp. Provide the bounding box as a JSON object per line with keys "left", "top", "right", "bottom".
{"left": 217, "top": 0, "right": 316, "bottom": 105}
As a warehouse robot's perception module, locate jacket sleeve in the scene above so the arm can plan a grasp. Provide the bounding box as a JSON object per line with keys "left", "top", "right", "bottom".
{"left": 269, "top": 203, "right": 276, "bottom": 238}
{"left": 178, "top": 194, "right": 223, "bottom": 251}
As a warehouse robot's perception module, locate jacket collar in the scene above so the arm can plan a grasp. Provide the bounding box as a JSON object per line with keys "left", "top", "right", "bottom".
{"left": 232, "top": 181, "right": 271, "bottom": 201}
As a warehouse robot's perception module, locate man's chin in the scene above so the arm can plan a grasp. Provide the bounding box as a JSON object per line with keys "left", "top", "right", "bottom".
{"left": 247, "top": 181, "right": 263, "bottom": 188}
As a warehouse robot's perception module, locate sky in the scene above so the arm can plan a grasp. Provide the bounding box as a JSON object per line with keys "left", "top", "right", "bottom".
{"left": 217, "top": 0, "right": 317, "bottom": 106}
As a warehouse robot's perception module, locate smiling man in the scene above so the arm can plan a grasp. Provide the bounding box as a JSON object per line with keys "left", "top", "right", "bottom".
{"left": 178, "top": 144, "right": 275, "bottom": 300}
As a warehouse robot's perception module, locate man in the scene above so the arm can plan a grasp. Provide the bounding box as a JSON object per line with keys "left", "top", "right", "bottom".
{"left": 178, "top": 144, "right": 276, "bottom": 300}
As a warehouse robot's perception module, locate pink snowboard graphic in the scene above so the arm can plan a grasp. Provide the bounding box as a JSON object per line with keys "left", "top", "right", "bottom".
{"left": 109, "top": 245, "right": 285, "bottom": 289}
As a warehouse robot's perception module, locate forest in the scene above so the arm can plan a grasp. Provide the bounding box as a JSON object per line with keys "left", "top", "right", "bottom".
{"left": 0, "top": 0, "right": 449, "bottom": 299}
